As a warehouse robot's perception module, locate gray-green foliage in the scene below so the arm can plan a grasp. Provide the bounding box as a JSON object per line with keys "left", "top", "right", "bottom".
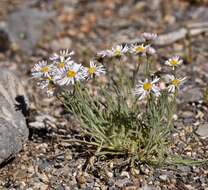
{"left": 60, "top": 56, "right": 176, "bottom": 164}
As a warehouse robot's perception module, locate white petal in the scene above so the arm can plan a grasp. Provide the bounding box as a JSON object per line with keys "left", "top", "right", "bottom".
{"left": 152, "top": 77, "right": 160, "bottom": 84}
{"left": 139, "top": 91, "right": 147, "bottom": 100}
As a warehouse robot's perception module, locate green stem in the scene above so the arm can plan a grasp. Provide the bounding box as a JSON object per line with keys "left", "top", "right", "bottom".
{"left": 133, "top": 56, "right": 141, "bottom": 86}
{"left": 145, "top": 56, "right": 150, "bottom": 78}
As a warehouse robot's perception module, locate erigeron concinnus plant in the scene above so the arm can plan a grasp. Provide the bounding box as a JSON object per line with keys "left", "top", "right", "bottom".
{"left": 32, "top": 33, "right": 191, "bottom": 165}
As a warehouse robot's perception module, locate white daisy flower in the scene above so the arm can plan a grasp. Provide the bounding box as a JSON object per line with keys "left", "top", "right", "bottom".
{"left": 97, "top": 50, "right": 113, "bottom": 58}
{"left": 37, "top": 77, "right": 55, "bottom": 97}
{"left": 111, "top": 45, "right": 128, "bottom": 57}
{"left": 166, "top": 75, "right": 186, "bottom": 93}
{"left": 54, "top": 63, "right": 86, "bottom": 86}
{"left": 134, "top": 77, "right": 160, "bottom": 100}
{"left": 131, "top": 44, "right": 147, "bottom": 56}
{"left": 31, "top": 60, "right": 52, "bottom": 78}
{"left": 146, "top": 46, "right": 156, "bottom": 55}
{"left": 50, "top": 49, "right": 74, "bottom": 68}
{"left": 165, "top": 56, "right": 183, "bottom": 69}
{"left": 97, "top": 45, "right": 128, "bottom": 58}
{"left": 86, "top": 61, "right": 106, "bottom": 78}
{"left": 52, "top": 60, "right": 75, "bottom": 72}
{"left": 142, "top": 32, "right": 157, "bottom": 41}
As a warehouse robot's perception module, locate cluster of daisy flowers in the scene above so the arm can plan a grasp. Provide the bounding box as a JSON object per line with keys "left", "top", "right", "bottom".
{"left": 133, "top": 54, "right": 186, "bottom": 100}
{"left": 97, "top": 32, "right": 157, "bottom": 58}
{"left": 95, "top": 32, "right": 186, "bottom": 101}
{"left": 31, "top": 32, "right": 186, "bottom": 101}
{"left": 134, "top": 55, "right": 186, "bottom": 100}
{"left": 31, "top": 49, "right": 105, "bottom": 96}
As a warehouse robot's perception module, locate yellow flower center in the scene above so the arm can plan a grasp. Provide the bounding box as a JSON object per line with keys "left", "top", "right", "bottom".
{"left": 170, "top": 60, "right": 178, "bottom": 66}
{"left": 40, "top": 66, "right": 49, "bottom": 73}
{"left": 114, "top": 49, "right": 121, "bottom": 56}
{"left": 48, "top": 76, "right": 52, "bottom": 81}
{"left": 88, "top": 67, "right": 96, "bottom": 75}
{"left": 67, "top": 70, "right": 76, "bottom": 78}
{"left": 135, "top": 46, "right": 145, "bottom": 53}
{"left": 143, "top": 82, "right": 152, "bottom": 91}
{"left": 58, "top": 62, "right": 65, "bottom": 68}
{"left": 172, "top": 79, "right": 180, "bottom": 87}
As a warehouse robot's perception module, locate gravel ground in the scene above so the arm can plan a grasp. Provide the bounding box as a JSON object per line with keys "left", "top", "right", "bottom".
{"left": 0, "top": 0, "right": 208, "bottom": 189}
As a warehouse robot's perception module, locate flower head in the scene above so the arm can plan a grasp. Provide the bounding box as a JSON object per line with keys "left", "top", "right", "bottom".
{"left": 142, "top": 32, "right": 157, "bottom": 42}
{"left": 31, "top": 60, "right": 52, "bottom": 78}
{"left": 52, "top": 60, "right": 75, "bottom": 73}
{"left": 166, "top": 75, "right": 186, "bottom": 93}
{"left": 131, "top": 44, "right": 147, "bottom": 56}
{"left": 97, "top": 45, "right": 128, "bottom": 58}
{"left": 54, "top": 62, "right": 86, "bottom": 86}
{"left": 146, "top": 46, "right": 156, "bottom": 56}
{"left": 86, "top": 61, "right": 106, "bottom": 78}
{"left": 50, "top": 49, "right": 74, "bottom": 67}
{"left": 111, "top": 45, "right": 128, "bottom": 57}
{"left": 165, "top": 56, "right": 183, "bottom": 69}
{"left": 134, "top": 77, "right": 160, "bottom": 100}
{"left": 97, "top": 50, "right": 113, "bottom": 58}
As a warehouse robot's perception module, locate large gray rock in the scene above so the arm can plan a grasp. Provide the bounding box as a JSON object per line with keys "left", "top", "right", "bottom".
{"left": 7, "top": 8, "right": 56, "bottom": 55}
{"left": 0, "top": 69, "right": 28, "bottom": 165}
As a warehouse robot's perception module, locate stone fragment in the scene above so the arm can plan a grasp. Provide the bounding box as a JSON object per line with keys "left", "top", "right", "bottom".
{"left": 7, "top": 8, "right": 56, "bottom": 55}
{"left": 196, "top": 123, "right": 208, "bottom": 139}
{"left": 0, "top": 69, "right": 28, "bottom": 165}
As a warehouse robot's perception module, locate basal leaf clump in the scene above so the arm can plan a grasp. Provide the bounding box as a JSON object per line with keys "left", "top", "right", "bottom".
{"left": 31, "top": 33, "right": 190, "bottom": 165}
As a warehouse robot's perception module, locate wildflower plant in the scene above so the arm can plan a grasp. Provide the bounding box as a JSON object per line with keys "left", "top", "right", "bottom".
{"left": 31, "top": 33, "right": 195, "bottom": 165}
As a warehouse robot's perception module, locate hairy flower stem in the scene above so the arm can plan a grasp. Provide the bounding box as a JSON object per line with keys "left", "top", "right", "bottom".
{"left": 132, "top": 56, "right": 141, "bottom": 86}
{"left": 167, "top": 89, "right": 177, "bottom": 130}
{"left": 145, "top": 56, "right": 150, "bottom": 78}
